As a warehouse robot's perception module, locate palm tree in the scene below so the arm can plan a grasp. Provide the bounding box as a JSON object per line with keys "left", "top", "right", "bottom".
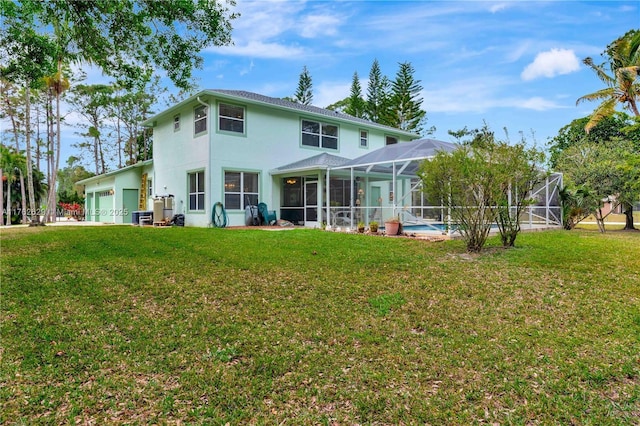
{"left": 577, "top": 30, "right": 640, "bottom": 230}
{"left": 42, "top": 69, "right": 70, "bottom": 223}
{"left": 1, "top": 146, "right": 27, "bottom": 226}
{"left": 577, "top": 30, "right": 640, "bottom": 133}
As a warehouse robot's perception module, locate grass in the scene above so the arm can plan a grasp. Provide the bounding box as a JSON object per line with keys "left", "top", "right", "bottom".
{"left": 575, "top": 212, "right": 640, "bottom": 231}
{"left": 1, "top": 226, "right": 639, "bottom": 424}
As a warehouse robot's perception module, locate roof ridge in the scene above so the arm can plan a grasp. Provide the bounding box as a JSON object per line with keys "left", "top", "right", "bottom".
{"left": 208, "top": 89, "right": 418, "bottom": 136}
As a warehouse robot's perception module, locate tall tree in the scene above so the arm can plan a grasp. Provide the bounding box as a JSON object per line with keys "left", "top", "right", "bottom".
{"left": 548, "top": 113, "right": 632, "bottom": 168}
{"left": 575, "top": 30, "right": 640, "bottom": 229}
{"left": 555, "top": 139, "right": 640, "bottom": 232}
{"left": 68, "top": 84, "right": 114, "bottom": 175}
{"left": 57, "top": 156, "right": 94, "bottom": 204}
{"left": 1, "top": 25, "right": 58, "bottom": 223}
{"left": 344, "top": 72, "right": 366, "bottom": 118}
{"left": 1, "top": 80, "right": 28, "bottom": 223}
{"left": 293, "top": 65, "right": 313, "bottom": 105}
{"left": 1, "top": 146, "right": 27, "bottom": 225}
{"left": 325, "top": 98, "right": 350, "bottom": 113}
{"left": 365, "top": 59, "right": 390, "bottom": 123}
{"left": 2, "top": 0, "right": 236, "bottom": 222}
{"left": 2, "top": 1, "right": 238, "bottom": 91}
{"left": 385, "top": 61, "right": 427, "bottom": 133}
{"left": 577, "top": 30, "right": 640, "bottom": 132}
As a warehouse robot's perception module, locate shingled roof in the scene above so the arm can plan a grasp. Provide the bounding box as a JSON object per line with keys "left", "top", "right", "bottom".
{"left": 211, "top": 89, "right": 381, "bottom": 126}
{"left": 144, "top": 89, "right": 419, "bottom": 138}
{"left": 272, "top": 153, "right": 351, "bottom": 174}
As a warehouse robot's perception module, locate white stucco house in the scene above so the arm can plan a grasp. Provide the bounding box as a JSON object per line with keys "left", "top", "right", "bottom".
{"left": 79, "top": 89, "right": 421, "bottom": 227}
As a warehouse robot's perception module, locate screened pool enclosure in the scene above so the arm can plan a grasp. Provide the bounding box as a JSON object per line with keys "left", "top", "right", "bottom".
{"left": 320, "top": 139, "right": 563, "bottom": 233}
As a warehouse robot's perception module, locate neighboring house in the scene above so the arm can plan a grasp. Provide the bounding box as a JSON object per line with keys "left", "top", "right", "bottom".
{"left": 79, "top": 90, "right": 419, "bottom": 226}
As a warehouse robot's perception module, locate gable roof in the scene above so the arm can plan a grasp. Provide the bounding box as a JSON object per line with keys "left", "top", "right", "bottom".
{"left": 143, "top": 89, "right": 419, "bottom": 138}
{"left": 76, "top": 159, "right": 153, "bottom": 185}
{"left": 272, "top": 152, "right": 351, "bottom": 174}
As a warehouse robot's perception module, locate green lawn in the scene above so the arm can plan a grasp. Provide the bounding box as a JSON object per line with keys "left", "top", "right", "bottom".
{"left": 1, "top": 226, "right": 639, "bottom": 424}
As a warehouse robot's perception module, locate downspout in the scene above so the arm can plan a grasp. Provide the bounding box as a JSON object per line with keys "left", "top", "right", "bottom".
{"left": 196, "top": 96, "right": 213, "bottom": 226}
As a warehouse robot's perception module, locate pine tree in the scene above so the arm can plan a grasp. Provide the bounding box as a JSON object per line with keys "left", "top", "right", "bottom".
{"left": 294, "top": 66, "right": 313, "bottom": 105}
{"left": 365, "top": 59, "right": 390, "bottom": 122}
{"left": 386, "top": 61, "right": 426, "bottom": 133}
{"left": 344, "top": 72, "right": 366, "bottom": 118}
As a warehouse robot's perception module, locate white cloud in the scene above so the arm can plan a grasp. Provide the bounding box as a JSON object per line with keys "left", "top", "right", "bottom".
{"left": 239, "top": 60, "right": 255, "bottom": 76}
{"left": 518, "top": 96, "right": 565, "bottom": 111}
{"left": 521, "top": 48, "right": 580, "bottom": 81}
{"left": 489, "top": 3, "right": 509, "bottom": 13}
{"left": 423, "top": 75, "right": 567, "bottom": 114}
{"left": 506, "top": 40, "right": 533, "bottom": 63}
{"left": 314, "top": 81, "right": 351, "bottom": 109}
{"left": 299, "top": 14, "right": 342, "bottom": 38}
{"left": 212, "top": 41, "right": 306, "bottom": 59}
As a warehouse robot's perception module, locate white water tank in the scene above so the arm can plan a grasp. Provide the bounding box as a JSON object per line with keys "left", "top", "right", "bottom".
{"left": 153, "top": 199, "right": 164, "bottom": 222}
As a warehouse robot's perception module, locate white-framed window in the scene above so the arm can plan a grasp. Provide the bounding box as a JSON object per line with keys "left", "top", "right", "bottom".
{"left": 386, "top": 136, "right": 398, "bottom": 145}
{"left": 360, "top": 130, "right": 368, "bottom": 148}
{"left": 302, "top": 119, "right": 338, "bottom": 150}
{"left": 147, "top": 179, "right": 153, "bottom": 197}
{"left": 219, "top": 103, "right": 245, "bottom": 134}
{"left": 173, "top": 115, "right": 180, "bottom": 132}
{"left": 194, "top": 105, "right": 208, "bottom": 135}
{"left": 224, "top": 171, "right": 259, "bottom": 210}
{"left": 188, "top": 170, "right": 205, "bottom": 211}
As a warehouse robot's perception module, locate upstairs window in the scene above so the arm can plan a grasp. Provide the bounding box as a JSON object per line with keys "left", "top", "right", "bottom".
{"left": 194, "top": 105, "right": 208, "bottom": 135}
{"left": 386, "top": 136, "right": 398, "bottom": 145}
{"left": 219, "top": 103, "right": 245, "bottom": 134}
{"left": 302, "top": 119, "right": 338, "bottom": 150}
{"left": 173, "top": 115, "right": 180, "bottom": 132}
{"left": 360, "top": 130, "right": 368, "bottom": 148}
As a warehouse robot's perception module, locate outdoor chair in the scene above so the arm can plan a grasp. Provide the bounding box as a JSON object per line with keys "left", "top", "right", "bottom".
{"left": 258, "top": 202, "right": 277, "bottom": 225}
{"left": 332, "top": 210, "right": 353, "bottom": 227}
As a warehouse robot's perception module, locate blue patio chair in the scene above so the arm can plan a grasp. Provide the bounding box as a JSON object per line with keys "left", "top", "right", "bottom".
{"left": 258, "top": 202, "right": 277, "bottom": 225}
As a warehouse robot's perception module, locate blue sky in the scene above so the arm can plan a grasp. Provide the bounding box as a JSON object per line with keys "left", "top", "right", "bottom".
{"left": 35, "top": 1, "right": 639, "bottom": 168}
{"left": 188, "top": 0, "right": 638, "bottom": 146}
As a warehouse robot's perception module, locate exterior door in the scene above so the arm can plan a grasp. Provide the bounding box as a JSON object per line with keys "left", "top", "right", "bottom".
{"left": 122, "top": 189, "right": 139, "bottom": 224}
{"left": 94, "top": 193, "right": 100, "bottom": 221}
{"left": 86, "top": 193, "right": 93, "bottom": 221}
{"left": 370, "top": 186, "right": 382, "bottom": 222}
{"left": 304, "top": 180, "right": 318, "bottom": 224}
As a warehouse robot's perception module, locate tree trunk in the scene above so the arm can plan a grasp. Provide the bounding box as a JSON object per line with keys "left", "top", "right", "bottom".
{"left": 595, "top": 208, "right": 606, "bottom": 233}
{"left": 46, "top": 90, "right": 53, "bottom": 222}
{"left": 18, "top": 169, "right": 27, "bottom": 223}
{"left": 46, "top": 64, "right": 64, "bottom": 224}
{"left": 25, "top": 85, "right": 38, "bottom": 223}
{"left": 6, "top": 94, "right": 27, "bottom": 224}
{"left": 116, "top": 114, "right": 123, "bottom": 168}
{"left": 6, "top": 177, "right": 11, "bottom": 226}
{"left": 0, "top": 167, "right": 4, "bottom": 226}
{"left": 36, "top": 102, "right": 43, "bottom": 173}
{"left": 623, "top": 203, "right": 636, "bottom": 230}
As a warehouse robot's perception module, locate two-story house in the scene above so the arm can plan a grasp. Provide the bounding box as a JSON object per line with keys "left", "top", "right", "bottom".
{"left": 79, "top": 89, "right": 420, "bottom": 227}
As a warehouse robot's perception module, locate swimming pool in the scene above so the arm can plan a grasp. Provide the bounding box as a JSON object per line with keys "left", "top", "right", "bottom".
{"left": 397, "top": 223, "right": 451, "bottom": 232}
{"left": 386, "top": 223, "right": 498, "bottom": 233}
